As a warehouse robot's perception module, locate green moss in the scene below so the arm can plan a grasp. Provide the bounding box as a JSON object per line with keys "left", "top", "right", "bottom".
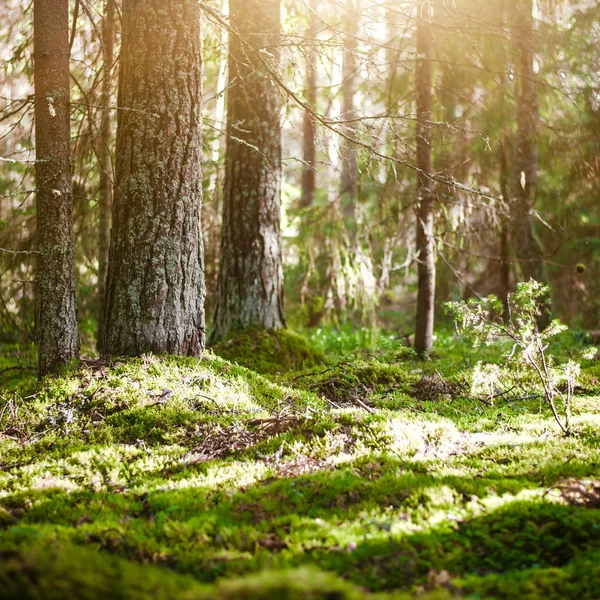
{"left": 0, "top": 343, "right": 37, "bottom": 394}
{"left": 0, "top": 543, "right": 455, "bottom": 599}
{"left": 1, "top": 342, "right": 600, "bottom": 598}
{"left": 0, "top": 543, "right": 208, "bottom": 600}
{"left": 457, "top": 548, "right": 600, "bottom": 599}
{"left": 580, "top": 361, "right": 600, "bottom": 393}
{"left": 290, "top": 359, "right": 414, "bottom": 407}
{"left": 210, "top": 327, "right": 326, "bottom": 375}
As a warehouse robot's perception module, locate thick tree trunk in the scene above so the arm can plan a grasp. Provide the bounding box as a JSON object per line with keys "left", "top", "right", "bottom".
{"left": 511, "top": 0, "right": 548, "bottom": 286}
{"left": 340, "top": 0, "right": 359, "bottom": 219}
{"left": 103, "top": 0, "right": 205, "bottom": 356}
{"left": 210, "top": 0, "right": 285, "bottom": 342}
{"left": 96, "top": 0, "right": 115, "bottom": 353}
{"left": 300, "top": 0, "right": 318, "bottom": 209}
{"left": 34, "top": 0, "right": 79, "bottom": 376}
{"left": 414, "top": 1, "right": 436, "bottom": 356}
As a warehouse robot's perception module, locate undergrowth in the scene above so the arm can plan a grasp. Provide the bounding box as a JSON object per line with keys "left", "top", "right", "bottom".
{"left": 1, "top": 328, "right": 599, "bottom": 599}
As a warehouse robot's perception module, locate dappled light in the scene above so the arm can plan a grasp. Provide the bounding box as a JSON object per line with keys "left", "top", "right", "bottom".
{"left": 1, "top": 0, "right": 599, "bottom": 598}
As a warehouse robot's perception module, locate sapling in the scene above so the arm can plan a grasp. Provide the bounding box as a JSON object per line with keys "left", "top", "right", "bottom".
{"left": 445, "top": 280, "right": 579, "bottom": 435}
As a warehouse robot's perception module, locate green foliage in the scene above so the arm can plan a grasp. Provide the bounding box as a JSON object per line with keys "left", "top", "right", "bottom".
{"left": 0, "top": 343, "right": 36, "bottom": 394}
{"left": 445, "top": 281, "right": 588, "bottom": 435}
{"left": 2, "top": 543, "right": 438, "bottom": 600}
{"left": 307, "top": 325, "right": 416, "bottom": 363}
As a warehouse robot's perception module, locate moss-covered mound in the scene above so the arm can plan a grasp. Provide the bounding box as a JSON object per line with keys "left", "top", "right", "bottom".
{"left": 1, "top": 345, "right": 600, "bottom": 599}
{"left": 210, "top": 327, "right": 326, "bottom": 375}
{"left": 289, "top": 359, "right": 416, "bottom": 409}
{"left": 1, "top": 544, "right": 430, "bottom": 600}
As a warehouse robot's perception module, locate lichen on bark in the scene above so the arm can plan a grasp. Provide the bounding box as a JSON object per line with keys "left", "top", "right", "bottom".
{"left": 103, "top": 0, "right": 205, "bottom": 356}
{"left": 34, "top": 0, "right": 79, "bottom": 376}
{"left": 210, "top": 0, "right": 286, "bottom": 342}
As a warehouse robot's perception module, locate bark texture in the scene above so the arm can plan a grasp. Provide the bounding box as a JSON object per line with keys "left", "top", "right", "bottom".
{"left": 511, "top": 0, "right": 548, "bottom": 285}
{"left": 414, "top": 2, "right": 436, "bottom": 356}
{"left": 210, "top": 0, "right": 285, "bottom": 342}
{"left": 96, "top": 0, "right": 115, "bottom": 352}
{"left": 103, "top": 0, "right": 205, "bottom": 356}
{"left": 34, "top": 0, "right": 79, "bottom": 376}
{"left": 300, "top": 0, "right": 318, "bottom": 209}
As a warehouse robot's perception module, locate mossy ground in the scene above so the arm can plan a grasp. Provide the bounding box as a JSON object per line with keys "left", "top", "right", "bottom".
{"left": 1, "top": 329, "right": 599, "bottom": 599}
{"left": 210, "top": 327, "right": 326, "bottom": 375}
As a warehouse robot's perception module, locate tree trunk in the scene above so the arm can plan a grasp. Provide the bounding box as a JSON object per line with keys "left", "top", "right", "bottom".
{"left": 497, "top": 0, "right": 512, "bottom": 315}
{"left": 414, "top": 1, "right": 436, "bottom": 356}
{"left": 300, "top": 0, "right": 318, "bottom": 209}
{"left": 34, "top": 0, "right": 79, "bottom": 376}
{"left": 340, "top": 0, "right": 359, "bottom": 219}
{"left": 210, "top": 0, "right": 285, "bottom": 342}
{"left": 499, "top": 136, "right": 512, "bottom": 315}
{"left": 511, "top": 0, "right": 548, "bottom": 286}
{"left": 203, "top": 0, "right": 228, "bottom": 323}
{"left": 103, "top": 0, "right": 205, "bottom": 356}
{"left": 96, "top": 0, "right": 115, "bottom": 353}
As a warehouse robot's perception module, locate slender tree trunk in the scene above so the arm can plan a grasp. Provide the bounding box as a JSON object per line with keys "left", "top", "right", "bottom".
{"left": 499, "top": 136, "right": 512, "bottom": 314}
{"left": 496, "top": 1, "right": 512, "bottom": 314}
{"left": 340, "top": 0, "right": 359, "bottom": 219}
{"left": 204, "top": 0, "right": 228, "bottom": 323}
{"left": 383, "top": 2, "right": 400, "bottom": 170}
{"left": 96, "top": 0, "right": 115, "bottom": 353}
{"left": 103, "top": 0, "right": 205, "bottom": 356}
{"left": 210, "top": 0, "right": 285, "bottom": 342}
{"left": 414, "top": 1, "right": 436, "bottom": 356}
{"left": 34, "top": 0, "right": 79, "bottom": 376}
{"left": 386, "top": 5, "right": 400, "bottom": 99}
{"left": 511, "top": 0, "right": 547, "bottom": 286}
{"left": 208, "top": 1, "right": 228, "bottom": 197}
{"left": 300, "top": 0, "right": 318, "bottom": 209}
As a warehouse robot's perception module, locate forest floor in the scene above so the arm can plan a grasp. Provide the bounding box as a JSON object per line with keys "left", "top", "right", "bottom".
{"left": 1, "top": 328, "right": 600, "bottom": 599}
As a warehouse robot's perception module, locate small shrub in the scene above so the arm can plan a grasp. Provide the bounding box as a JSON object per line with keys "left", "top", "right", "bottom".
{"left": 445, "top": 280, "right": 583, "bottom": 435}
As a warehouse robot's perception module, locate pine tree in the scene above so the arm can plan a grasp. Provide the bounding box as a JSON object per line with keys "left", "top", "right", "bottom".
{"left": 103, "top": 0, "right": 205, "bottom": 356}
{"left": 300, "top": 0, "right": 318, "bottom": 209}
{"left": 511, "top": 0, "right": 548, "bottom": 287}
{"left": 96, "top": 0, "right": 115, "bottom": 352}
{"left": 414, "top": 0, "right": 436, "bottom": 356}
{"left": 210, "top": 0, "right": 285, "bottom": 342}
{"left": 340, "top": 0, "right": 359, "bottom": 220}
{"left": 34, "top": 0, "right": 79, "bottom": 375}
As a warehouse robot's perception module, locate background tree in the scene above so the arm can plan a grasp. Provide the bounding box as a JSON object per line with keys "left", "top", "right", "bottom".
{"left": 340, "top": 0, "right": 359, "bottom": 221}
{"left": 414, "top": 0, "right": 436, "bottom": 355}
{"left": 1, "top": 0, "right": 598, "bottom": 350}
{"left": 103, "top": 0, "right": 205, "bottom": 356}
{"left": 96, "top": 0, "right": 116, "bottom": 352}
{"left": 34, "top": 0, "right": 79, "bottom": 375}
{"left": 300, "top": 0, "right": 318, "bottom": 209}
{"left": 510, "top": 0, "right": 548, "bottom": 288}
{"left": 210, "top": 0, "right": 286, "bottom": 342}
